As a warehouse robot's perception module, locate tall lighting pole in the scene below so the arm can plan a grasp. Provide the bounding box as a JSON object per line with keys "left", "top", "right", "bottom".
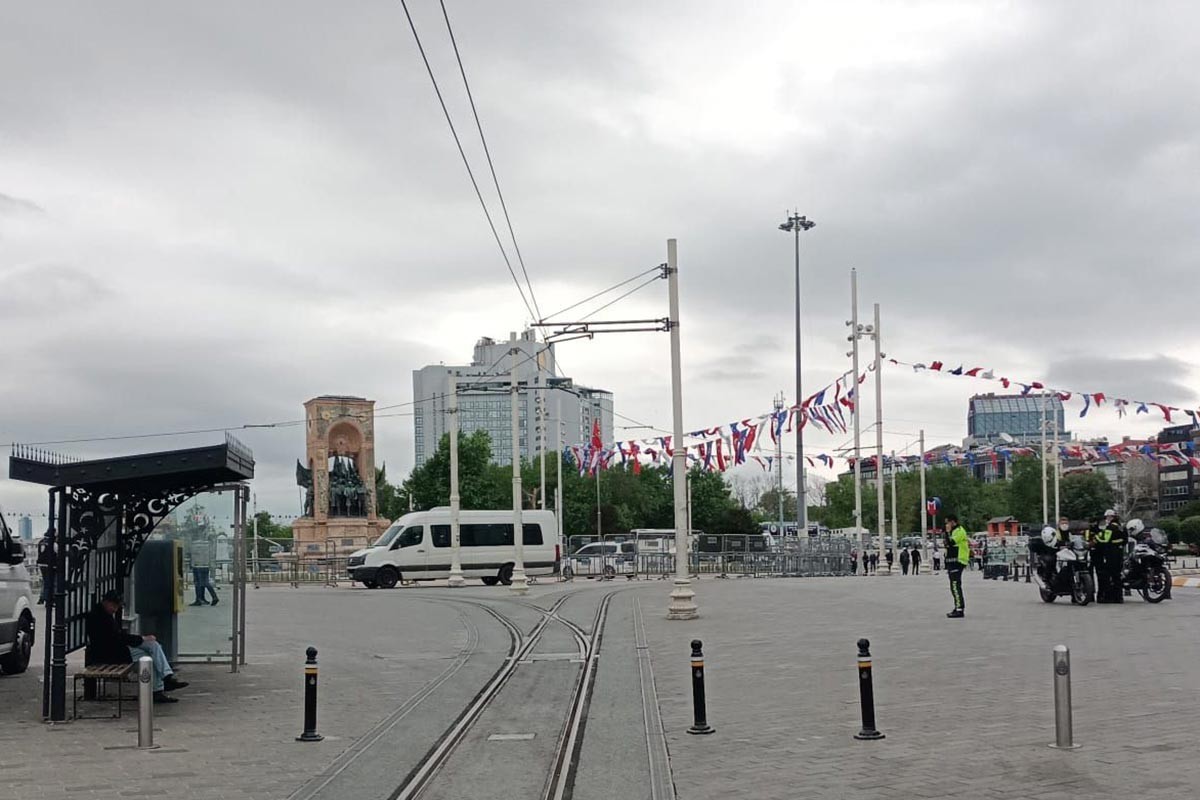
{"left": 872, "top": 303, "right": 886, "bottom": 571}
{"left": 779, "top": 212, "right": 815, "bottom": 536}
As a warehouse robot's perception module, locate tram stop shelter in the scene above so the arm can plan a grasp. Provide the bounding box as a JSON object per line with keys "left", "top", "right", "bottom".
{"left": 8, "top": 435, "right": 254, "bottom": 721}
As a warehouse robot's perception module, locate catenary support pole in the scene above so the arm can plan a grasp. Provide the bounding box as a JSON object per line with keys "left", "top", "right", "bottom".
{"left": 849, "top": 269, "right": 864, "bottom": 556}
{"left": 509, "top": 333, "right": 528, "bottom": 594}
{"left": 774, "top": 393, "right": 785, "bottom": 537}
{"left": 1041, "top": 391, "right": 1049, "bottom": 525}
{"left": 890, "top": 449, "right": 898, "bottom": 547}
{"left": 919, "top": 430, "right": 927, "bottom": 557}
{"left": 555, "top": 393, "right": 563, "bottom": 549}
{"left": 1053, "top": 404, "right": 1061, "bottom": 522}
{"left": 666, "top": 238, "right": 697, "bottom": 619}
{"left": 874, "top": 303, "right": 885, "bottom": 571}
{"left": 448, "top": 370, "right": 464, "bottom": 588}
{"left": 538, "top": 369, "right": 546, "bottom": 511}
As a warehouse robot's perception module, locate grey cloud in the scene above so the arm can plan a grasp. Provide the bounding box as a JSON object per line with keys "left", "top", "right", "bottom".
{"left": 1044, "top": 355, "right": 1196, "bottom": 407}
{"left": 2, "top": 1, "right": 1197, "bottom": 509}
{"left": 0, "top": 192, "right": 44, "bottom": 216}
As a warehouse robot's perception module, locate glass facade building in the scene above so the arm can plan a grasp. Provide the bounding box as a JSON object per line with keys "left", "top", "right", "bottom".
{"left": 966, "top": 393, "right": 1068, "bottom": 446}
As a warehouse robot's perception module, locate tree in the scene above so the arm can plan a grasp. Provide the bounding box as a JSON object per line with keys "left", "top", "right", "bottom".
{"left": 687, "top": 469, "right": 744, "bottom": 534}
{"left": 401, "top": 430, "right": 510, "bottom": 511}
{"left": 1007, "top": 456, "right": 1044, "bottom": 524}
{"left": 1060, "top": 471, "right": 1115, "bottom": 521}
{"left": 1178, "top": 516, "right": 1200, "bottom": 548}
{"left": 375, "top": 464, "right": 406, "bottom": 521}
{"left": 1121, "top": 459, "right": 1159, "bottom": 517}
{"left": 1166, "top": 499, "right": 1200, "bottom": 520}
{"left": 754, "top": 487, "right": 797, "bottom": 524}
{"left": 247, "top": 511, "right": 293, "bottom": 559}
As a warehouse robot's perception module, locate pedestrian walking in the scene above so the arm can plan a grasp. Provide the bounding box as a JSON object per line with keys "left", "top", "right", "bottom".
{"left": 943, "top": 514, "right": 969, "bottom": 618}
{"left": 189, "top": 537, "right": 219, "bottom": 607}
{"left": 932, "top": 543, "right": 942, "bottom": 573}
{"left": 870, "top": 552, "right": 878, "bottom": 574}
{"left": 899, "top": 547, "right": 910, "bottom": 575}
{"left": 850, "top": 550, "right": 858, "bottom": 576}
{"left": 885, "top": 548, "right": 894, "bottom": 572}
{"left": 911, "top": 546, "right": 922, "bottom": 575}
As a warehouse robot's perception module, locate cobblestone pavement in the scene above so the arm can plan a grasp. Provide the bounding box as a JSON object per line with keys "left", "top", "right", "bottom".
{"left": 2, "top": 573, "right": 1197, "bottom": 799}
{"left": 640, "top": 571, "right": 1200, "bottom": 800}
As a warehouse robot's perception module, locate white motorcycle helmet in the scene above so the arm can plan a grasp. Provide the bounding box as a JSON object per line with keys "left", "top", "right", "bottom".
{"left": 1126, "top": 519, "right": 1145, "bottom": 537}
{"left": 1041, "top": 526, "right": 1057, "bottom": 546}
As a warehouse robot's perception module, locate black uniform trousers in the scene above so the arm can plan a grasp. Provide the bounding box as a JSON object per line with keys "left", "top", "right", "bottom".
{"left": 947, "top": 561, "right": 965, "bottom": 610}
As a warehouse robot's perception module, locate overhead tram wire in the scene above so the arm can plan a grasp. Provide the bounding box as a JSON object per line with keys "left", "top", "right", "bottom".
{"left": 397, "top": 0, "right": 537, "bottom": 324}
{"left": 439, "top": 0, "right": 541, "bottom": 322}
{"left": 538, "top": 265, "right": 664, "bottom": 323}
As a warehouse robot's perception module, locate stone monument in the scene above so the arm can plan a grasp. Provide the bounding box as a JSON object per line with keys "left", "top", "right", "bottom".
{"left": 292, "top": 396, "right": 389, "bottom": 554}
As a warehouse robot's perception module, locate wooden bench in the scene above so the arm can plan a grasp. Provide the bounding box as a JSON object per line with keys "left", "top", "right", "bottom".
{"left": 73, "top": 663, "right": 137, "bottom": 720}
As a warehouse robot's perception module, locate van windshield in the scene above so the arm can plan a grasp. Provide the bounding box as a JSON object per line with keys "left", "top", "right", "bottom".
{"left": 374, "top": 525, "right": 403, "bottom": 548}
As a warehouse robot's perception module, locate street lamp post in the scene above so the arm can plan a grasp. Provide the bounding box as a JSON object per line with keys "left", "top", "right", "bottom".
{"left": 448, "top": 370, "right": 464, "bottom": 588}
{"left": 509, "top": 332, "right": 528, "bottom": 595}
{"left": 779, "top": 212, "right": 815, "bottom": 537}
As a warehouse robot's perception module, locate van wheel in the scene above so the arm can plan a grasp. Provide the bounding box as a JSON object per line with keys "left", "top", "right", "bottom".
{"left": 480, "top": 576, "right": 499, "bottom": 586}
{"left": 498, "top": 564, "right": 514, "bottom": 586}
{"left": 377, "top": 567, "right": 400, "bottom": 589}
{"left": 0, "top": 614, "right": 33, "bottom": 674}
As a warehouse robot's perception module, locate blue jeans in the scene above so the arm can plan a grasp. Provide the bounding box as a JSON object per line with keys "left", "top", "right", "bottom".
{"left": 192, "top": 567, "right": 217, "bottom": 603}
{"left": 129, "top": 640, "right": 173, "bottom": 692}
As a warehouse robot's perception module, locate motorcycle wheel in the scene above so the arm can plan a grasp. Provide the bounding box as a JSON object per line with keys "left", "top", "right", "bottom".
{"left": 1072, "top": 573, "right": 1093, "bottom": 606}
{"left": 1140, "top": 568, "right": 1170, "bottom": 603}
{"left": 1039, "top": 586, "right": 1057, "bottom": 603}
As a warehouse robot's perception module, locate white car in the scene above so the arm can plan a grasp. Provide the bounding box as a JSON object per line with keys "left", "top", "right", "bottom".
{"left": 561, "top": 541, "right": 638, "bottom": 579}
{"left": 0, "top": 513, "right": 35, "bottom": 675}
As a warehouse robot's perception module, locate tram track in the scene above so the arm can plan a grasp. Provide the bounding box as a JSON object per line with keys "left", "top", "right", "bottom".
{"left": 390, "top": 588, "right": 618, "bottom": 800}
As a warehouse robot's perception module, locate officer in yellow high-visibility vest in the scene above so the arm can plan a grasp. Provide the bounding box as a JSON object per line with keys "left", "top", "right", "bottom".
{"left": 1093, "top": 508, "right": 1126, "bottom": 603}
{"left": 943, "top": 514, "right": 970, "bottom": 618}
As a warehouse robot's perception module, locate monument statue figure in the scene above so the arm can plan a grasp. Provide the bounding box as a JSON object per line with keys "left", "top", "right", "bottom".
{"left": 295, "top": 460, "right": 314, "bottom": 517}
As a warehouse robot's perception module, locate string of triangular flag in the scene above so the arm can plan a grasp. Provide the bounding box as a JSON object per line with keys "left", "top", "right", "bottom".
{"left": 892, "top": 357, "right": 1199, "bottom": 424}
{"left": 564, "top": 368, "right": 870, "bottom": 476}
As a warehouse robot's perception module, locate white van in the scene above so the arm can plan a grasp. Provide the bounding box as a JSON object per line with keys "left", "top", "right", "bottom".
{"left": 346, "top": 509, "right": 560, "bottom": 589}
{"left": 0, "top": 512, "right": 35, "bottom": 675}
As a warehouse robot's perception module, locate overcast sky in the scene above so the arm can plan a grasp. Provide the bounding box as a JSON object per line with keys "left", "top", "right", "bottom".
{"left": 2, "top": 1, "right": 1197, "bottom": 521}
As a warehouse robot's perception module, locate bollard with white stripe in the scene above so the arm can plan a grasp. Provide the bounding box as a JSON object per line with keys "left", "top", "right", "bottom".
{"left": 297, "top": 646, "right": 324, "bottom": 742}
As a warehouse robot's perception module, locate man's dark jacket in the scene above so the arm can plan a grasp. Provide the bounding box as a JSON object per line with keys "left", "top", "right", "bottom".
{"left": 85, "top": 603, "right": 143, "bottom": 665}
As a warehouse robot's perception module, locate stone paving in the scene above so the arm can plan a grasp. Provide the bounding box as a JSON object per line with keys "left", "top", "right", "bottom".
{"left": 1, "top": 573, "right": 1196, "bottom": 799}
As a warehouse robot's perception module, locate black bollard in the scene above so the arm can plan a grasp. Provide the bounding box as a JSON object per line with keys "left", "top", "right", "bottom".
{"left": 1025, "top": 562, "right": 1031, "bottom": 583}
{"left": 297, "top": 646, "right": 324, "bottom": 742}
{"left": 687, "top": 639, "right": 714, "bottom": 735}
{"left": 853, "top": 638, "right": 885, "bottom": 740}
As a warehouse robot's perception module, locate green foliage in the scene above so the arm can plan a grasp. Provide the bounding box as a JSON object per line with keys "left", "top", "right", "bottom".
{"left": 1178, "top": 516, "right": 1200, "bottom": 547}
{"left": 374, "top": 464, "right": 406, "bottom": 521}
{"left": 401, "top": 430, "right": 510, "bottom": 512}
{"left": 247, "top": 511, "right": 292, "bottom": 558}
{"left": 1006, "top": 457, "right": 1044, "bottom": 524}
{"left": 1059, "top": 471, "right": 1115, "bottom": 521}
{"left": 1167, "top": 500, "right": 1200, "bottom": 520}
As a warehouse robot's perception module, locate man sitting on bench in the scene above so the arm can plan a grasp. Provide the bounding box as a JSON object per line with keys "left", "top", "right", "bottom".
{"left": 85, "top": 589, "right": 188, "bottom": 704}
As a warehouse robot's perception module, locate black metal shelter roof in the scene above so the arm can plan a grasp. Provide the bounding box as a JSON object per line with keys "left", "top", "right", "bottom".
{"left": 8, "top": 433, "right": 254, "bottom": 490}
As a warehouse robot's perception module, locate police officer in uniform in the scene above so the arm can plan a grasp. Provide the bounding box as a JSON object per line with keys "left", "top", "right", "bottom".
{"left": 943, "top": 513, "right": 970, "bottom": 618}
{"left": 1092, "top": 509, "right": 1126, "bottom": 603}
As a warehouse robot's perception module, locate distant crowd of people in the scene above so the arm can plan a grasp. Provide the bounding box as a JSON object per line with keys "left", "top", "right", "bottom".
{"left": 849, "top": 544, "right": 923, "bottom": 575}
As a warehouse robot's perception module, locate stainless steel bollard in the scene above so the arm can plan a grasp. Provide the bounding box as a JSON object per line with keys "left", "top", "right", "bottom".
{"left": 1049, "top": 645, "right": 1079, "bottom": 749}
{"left": 137, "top": 656, "right": 155, "bottom": 749}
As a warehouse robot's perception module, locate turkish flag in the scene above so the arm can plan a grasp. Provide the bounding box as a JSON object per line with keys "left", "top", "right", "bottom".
{"left": 591, "top": 419, "right": 603, "bottom": 450}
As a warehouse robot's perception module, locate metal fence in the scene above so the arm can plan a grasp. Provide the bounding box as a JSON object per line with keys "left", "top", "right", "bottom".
{"left": 561, "top": 534, "right": 853, "bottom": 580}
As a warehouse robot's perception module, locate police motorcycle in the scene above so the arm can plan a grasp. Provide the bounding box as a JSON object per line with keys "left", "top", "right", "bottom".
{"left": 1030, "top": 526, "right": 1095, "bottom": 605}
{"left": 1121, "top": 519, "right": 1171, "bottom": 603}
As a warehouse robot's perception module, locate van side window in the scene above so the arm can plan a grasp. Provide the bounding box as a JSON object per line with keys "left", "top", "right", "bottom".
{"left": 431, "top": 525, "right": 451, "bottom": 548}
{"left": 522, "top": 523, "right": 543, "bottom": 546}
{"left": 394, "top": 526, "right": 423, "bottom": 549}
